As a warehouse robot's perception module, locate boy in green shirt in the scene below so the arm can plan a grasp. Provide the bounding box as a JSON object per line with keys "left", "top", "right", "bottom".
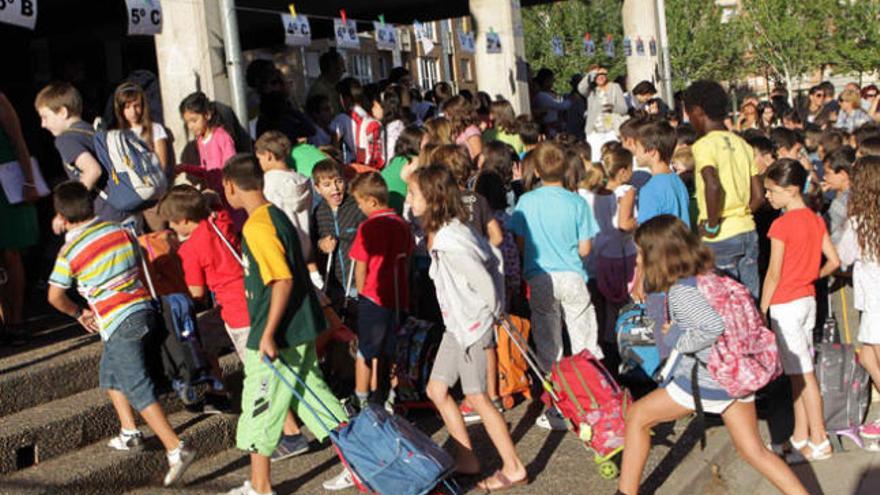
{"left": 221, "top": 154, "right": 348, "bottom": 495}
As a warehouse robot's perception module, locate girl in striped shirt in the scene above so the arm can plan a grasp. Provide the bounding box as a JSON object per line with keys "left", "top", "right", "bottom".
{"left": 617, "top": 215, "right": 806, "bottom": 495}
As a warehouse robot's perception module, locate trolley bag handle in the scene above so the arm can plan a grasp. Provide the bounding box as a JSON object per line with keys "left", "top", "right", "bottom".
{"left": 495, "top": 313, "right": 560, "bottom": 404}
{"left": 208, "top": 215, "right": 244, "bottom": 267}
{"left": 392, "top": 252, "right": 407, "bottom": 328}
{"left": 125, "top": 225, "right": 160, "bottom": 302}
{"left": 261, "top": 354, "right": 345, "bottom": 437}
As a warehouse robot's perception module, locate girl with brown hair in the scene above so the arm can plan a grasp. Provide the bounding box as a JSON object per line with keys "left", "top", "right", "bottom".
{"left": 442, "top": 95, "right": 482, "bottom": 160}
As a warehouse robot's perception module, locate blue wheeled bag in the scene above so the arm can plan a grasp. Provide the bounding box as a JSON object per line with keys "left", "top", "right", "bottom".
{"left": 615, "top": 302, "right": 661, "bottom": 378}
{"left": 264, "top": 355, "right": 458, "bottom": 495}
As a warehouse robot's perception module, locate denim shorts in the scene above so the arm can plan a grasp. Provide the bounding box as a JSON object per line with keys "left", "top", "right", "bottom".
{"left": 356, "top": 296, "right": 398, "bottom": 361}
{"left": 99, "top": 309, "right": 158, "bottom": 411}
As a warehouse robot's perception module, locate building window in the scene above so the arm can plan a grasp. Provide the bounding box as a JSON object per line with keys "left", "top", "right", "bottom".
{"left": 418, "top": 57, "right": 440, "bottom": 91}
{"left": 422, "top": 21, "right": 436, "bottom": 41}
{"left": 378, "top": 55, "right": 391, "bottom": 80}
{"left": 460, "top": 58, "right": 473, "bottom": 82}
{"left": 349, "top": 53, "right": 373, "bottom": 85}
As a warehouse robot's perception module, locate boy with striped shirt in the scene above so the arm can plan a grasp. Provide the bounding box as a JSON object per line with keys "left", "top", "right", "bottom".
{"left": 46, "top": 181, "right": 195, "bottom": 486}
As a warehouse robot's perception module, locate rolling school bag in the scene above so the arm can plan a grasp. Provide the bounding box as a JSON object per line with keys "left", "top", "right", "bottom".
{"left": 264, "top": 355, "right": 459, "bottom": 495}
{"left": 496, "top": 314, "right": 533, "bottom": 409}
{"left": 817, "top": 291, "right": 870, "bottom": 451}
{"left": 497, "top": 315, "right": 626, "bottom": 480}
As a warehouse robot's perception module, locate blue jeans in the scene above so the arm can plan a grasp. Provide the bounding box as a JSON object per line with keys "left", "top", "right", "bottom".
{"left": 706, "top": 230, "right": 760, "bottom": 300}
{"left": 99, "top": 310, "right": 158, "bottom": 411}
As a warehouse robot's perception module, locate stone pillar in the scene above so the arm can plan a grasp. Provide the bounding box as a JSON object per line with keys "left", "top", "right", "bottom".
{"left": 469, "top": 0, "right": 530, "bottom": 114}
{"left": 621, "top": 0, "right": 661, "bottom": 91}
{"left": 154, "top": 0, "right": 231, "bottom": 157}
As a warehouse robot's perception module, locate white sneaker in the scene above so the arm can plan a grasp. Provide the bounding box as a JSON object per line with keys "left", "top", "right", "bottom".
{"left": 535, "top": 408, "right": 568, "bottom": 431}
{"left": 163, "top": 442, "right": 196, "bottom": 486}
{"left": 226, "top": 480, "right": 276, "bottom": 495}
{"left": 322, "top": 468, "right": 356, "bottom": 491}
{"left": 106, "top": 431, "right": 144, "bottom": 451}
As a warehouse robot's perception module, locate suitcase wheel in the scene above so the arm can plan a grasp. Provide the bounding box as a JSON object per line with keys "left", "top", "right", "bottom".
{"left": 598, "top": 460, "right": 619, "bottom": 480}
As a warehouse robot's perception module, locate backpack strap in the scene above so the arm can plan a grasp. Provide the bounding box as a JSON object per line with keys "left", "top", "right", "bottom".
{"left": 691, "top": 360, "right": 707, "bottom": 450}
{"left": 207, "top": 215, "right": 244, "bottom": 267}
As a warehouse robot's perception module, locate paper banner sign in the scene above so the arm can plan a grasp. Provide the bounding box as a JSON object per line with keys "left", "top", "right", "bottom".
{"left": 623, "top": 36, "right": 632, "bottom": 57}
{"left": 649, "top": 37, "right": 657, "bottom": 56}
{"left": 334, "top": 18, "right": 360, "bottom": 49}
{"left": 604, "top": 35, "right": 614, "bottom": 58}
{"left": 281, "top": 13, "right": 311, "bottom": 46}
{"left": 0, "top": 0, "right": 37, "bottom": 29}
{"left": 458, "top": 30, "right": 475, "bottom": 54}
{"left": 486, "top": 30, "right": 502, "bottom": 54}
{"left": 583, "top": 33, "right": 595, "bottom": 57}
{"left": 125, "top": 0, "right": 162, "bottom": 36}
{"left": 413, "top": 21, "right": 434, "bottom": 53}
{"left": 636, "top": 37, "right": 645, "bottom": 56}
{"left": 374, "top": 21, "right": 397, "bottom": 51}
{"left": 551, "top": 36, "right": 564, "bottom": 57}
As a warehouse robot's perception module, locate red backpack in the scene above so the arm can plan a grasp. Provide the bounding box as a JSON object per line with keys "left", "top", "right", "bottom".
{"left": 696, "top": 273, "right": 782, "bottom": 397}
{"left": 545, "top": 350, "right": 629, "bottom": 458}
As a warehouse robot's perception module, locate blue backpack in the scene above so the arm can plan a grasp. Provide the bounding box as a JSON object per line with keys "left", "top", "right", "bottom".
{"left": 615, "top": 302, "right": 661, "bottom": 378}
{"left": 66, "top": 125, "right": 167, "bottom": 212}
{"left": 265, "top": 356, "right": 458, "bottom": 495}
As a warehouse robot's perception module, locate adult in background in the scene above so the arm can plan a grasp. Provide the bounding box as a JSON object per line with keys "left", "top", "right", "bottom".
{"left": 0, "top": 91, "right": 40, "bottom": 345}
{"left": 531, "top": 68, "right": 571, "bottom": 138}
{"left": 307, "top": 50, "right": 346, "bottom": 117}
{"left": 578, "top": 66, "right": 628, "bottom": 139}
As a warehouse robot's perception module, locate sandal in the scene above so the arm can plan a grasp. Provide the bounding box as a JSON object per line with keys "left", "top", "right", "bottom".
{"left": 477, "top": 470, "right": 528, "bottom": 492}
{"left": 767, "top": 436, "right": 807, "bottom": 456}
{"left": 786, "top": 438, "right": 832, "bottom": 464}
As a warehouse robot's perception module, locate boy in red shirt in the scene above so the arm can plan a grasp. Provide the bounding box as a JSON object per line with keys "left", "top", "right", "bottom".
{"left": 348, "top": 172, "right": 412, "bottom": 412}
{"left": 159, "top": 185, "right": 311, "bottom": 461}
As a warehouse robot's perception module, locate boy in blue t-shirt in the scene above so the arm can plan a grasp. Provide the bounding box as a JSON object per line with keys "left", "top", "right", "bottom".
{"left": 510, "top": 142, "right": 601, "bottom": 430}
{"left": 633, "top": 120, "right": 691, "bottom": 226}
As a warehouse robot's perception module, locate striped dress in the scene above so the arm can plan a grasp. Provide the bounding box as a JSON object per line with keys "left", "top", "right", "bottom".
{"left": 49, "top": 219, "right": 152, "bottom": 341}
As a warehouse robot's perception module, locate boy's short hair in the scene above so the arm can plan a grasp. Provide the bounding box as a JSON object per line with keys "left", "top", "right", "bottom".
{"left": 671, "top": 147, "right": 696, "bottom": 172}
{"left": 532, "top": 141, "right": 567, "bottom": 183}
{"left": 858, "top": 136, "right": 880, "bottom": 157}
{"left": 349, "top": 171, "right": 389, "bottom": 205}
{"left": 35, "top": 82, "right": 83, "bottom": 117}
{"left": 222, "top": 153, "right": 264, "bottom": 191}
{"left": 53, "top": 181, "right": 94, "bottom": 222}
{"left": 254, "top": 131, "right": 292, "bottom": 160}
{"left": 854, "top": 123, "right": 880, "bottom": 147}
{"left": 820, "top": 129, "right": 846, "bottom": 154}
{"left": 675, "top": 124, "right": 698, "bottom": 147}
{"left": 631, "top": 81, "right": 657, "bottom": 96}
{"left": 158, "top": 185, "right": 211, "bottom": 222}
{"left": 682, "top": 80, "right": 729, "bottom": 121}
{"left": 824, "top": 146, "right": 856, "bottom": 174}
{"left": 745, "top": 134, "right": 776, "bottom": 159}
{"left": 619, "top": 116, "right": 649, "bottom": 141}
{"left": 769, "top": 127, "right": 801, "bottom": 153}
{"left": 312, "top": 159, "right": 343, "bottom": 184}
{"left": 518, "top": 119, "right": 541, "bottom": 146}
{"left": 635, "top": 120, "right": 676, "bottom": 163}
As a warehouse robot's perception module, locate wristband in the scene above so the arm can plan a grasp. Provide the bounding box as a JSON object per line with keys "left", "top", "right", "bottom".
{"left": 72, "top": 306, "right": 84, "bottom": 319}
{"left": 704, "top": 223, "right": 721, "bottom": 235}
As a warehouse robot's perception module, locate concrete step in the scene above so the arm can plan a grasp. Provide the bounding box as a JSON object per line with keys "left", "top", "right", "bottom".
{"left": 0, "top": 354, "right": 242, "bottom": 475}
{"left": 0, "top": 406, "right": 239, "bottom": 495}
{"left": 0, "top": 333, "right": 102, "bottom": 418}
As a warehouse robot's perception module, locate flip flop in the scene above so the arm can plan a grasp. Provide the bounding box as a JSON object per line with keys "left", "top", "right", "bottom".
{"left": 477, "top": 470, "right": 528, "bottom": 492}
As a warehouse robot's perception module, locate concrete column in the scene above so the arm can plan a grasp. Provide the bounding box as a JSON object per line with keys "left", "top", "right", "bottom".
{"left": 469, "top": 0, "right": 530, "bottom": 114}
{"left": 154, "top": 0, "right": 231, "bottom": 157}
{"left": 621, "top": 0, "right": 661, "bottom": 91}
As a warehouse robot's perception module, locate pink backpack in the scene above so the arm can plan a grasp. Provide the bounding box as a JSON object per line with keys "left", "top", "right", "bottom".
{"left": 696, "top": 273, "right": 782, "bottom": 397}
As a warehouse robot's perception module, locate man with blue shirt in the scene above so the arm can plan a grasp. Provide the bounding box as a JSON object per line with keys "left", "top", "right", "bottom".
{"left": 633, "top": 120, "right": 691, "bottom": 226}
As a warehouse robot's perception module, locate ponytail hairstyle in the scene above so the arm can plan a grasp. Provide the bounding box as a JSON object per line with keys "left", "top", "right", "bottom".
{"left": 114, "top": 82, "right": 154, "bottom": 148}
{"left": 765, "top": 158, "right": 821, "bottom": 211}
{"left": 414, "top": 164, "right": 469, "bottom": 233}
{"left": 579, "top": 162, "right": 607, "bottom": 192}
{"left": 601, "top": 145, "right": 633, "bottom": 181}
{"left": 848, "top": 156, "right": 880, "bottom": 261}
{"left": 179, "top": 91, "right": 219, "bottom": 128}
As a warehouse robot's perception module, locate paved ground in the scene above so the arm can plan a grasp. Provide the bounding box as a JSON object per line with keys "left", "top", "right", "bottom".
{"left": 127, "top": 396, "right": 704, "bottom": 495}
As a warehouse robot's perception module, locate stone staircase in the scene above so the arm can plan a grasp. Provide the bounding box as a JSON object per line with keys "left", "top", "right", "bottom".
{"left": 0, "top": 316, "right": 243, "bottom": 494}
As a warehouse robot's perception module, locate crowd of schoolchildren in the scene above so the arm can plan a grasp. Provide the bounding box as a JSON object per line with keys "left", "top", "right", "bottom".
{"left": 7, "top": 52, "right": 880, "bottom": 495}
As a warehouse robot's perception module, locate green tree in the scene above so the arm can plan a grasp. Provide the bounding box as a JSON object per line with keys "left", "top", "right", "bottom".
{"left": 522, "top": 0, "right": 625, "bottom": 94}
{"left": 829, "top": 0, "right": 880, "bottom": 82}
{"left": 665, "top": 0, "right": 746, "bottom": 91}
{"left": 738, "top": 0, "right": 833, "bottom": 99}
